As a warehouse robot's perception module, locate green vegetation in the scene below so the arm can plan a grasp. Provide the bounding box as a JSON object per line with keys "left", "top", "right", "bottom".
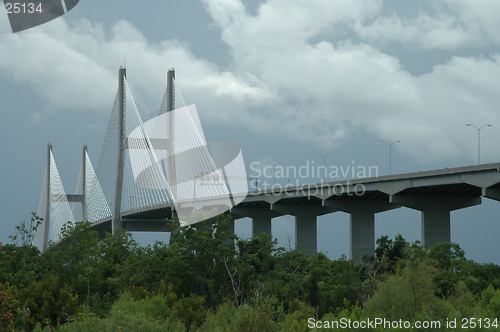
{"left": 1, "top": 213, "right": 500, "bottom": 331}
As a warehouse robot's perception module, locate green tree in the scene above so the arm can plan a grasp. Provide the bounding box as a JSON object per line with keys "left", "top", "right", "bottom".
{"left": 24, "top": 275, "right": 80, "bottom": 328}
{"left": 446, "top": 280, "right": 476, "bottom": 317}
{"left": 230, "top": 233, "right": 280, "bottom": 303}
{"left": 466, "top": 262, "right": 500, "bottom": 296}
{"left": 0, "top": 284, "right": 13, "bottom": 330}
{"left": 173, "top": 294, "right": 206, "bottom": 330}
{"left": 365, "top": 259, "right": 443, "bottom": 321}
{"left": 8, "top": 212, "right": 42, "bottom": 248}
{"left": 310, "top": 254, "right": 362, "bottom": 316}
{"left": 478, "top": 285, "right": 500, "bottom": 317}
{"left": 427, "top": 242, "right": 468, "bottom": 297}
{"left": 42, "top": 222, "right": 100, "bottom": 305}
{"left": 372, "top": 234, "right": 409, "bottom": 273}
{"left": 1, "top": 214, "right": 43, "bottom": 296}
{"left": 167, "top": 214, "right": 237, "bottom": 307}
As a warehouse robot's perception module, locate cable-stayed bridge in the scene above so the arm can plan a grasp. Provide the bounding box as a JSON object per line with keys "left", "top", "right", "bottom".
{"left": 33, "top": 67, "right": 248, "bottom": 252}
{"left": 33, "top": 68, "right": 500, "bottom": 262}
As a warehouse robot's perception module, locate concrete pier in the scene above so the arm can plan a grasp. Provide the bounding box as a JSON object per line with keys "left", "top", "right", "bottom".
{"left": 390, "top": 195, "right": 481, "bottom": 248}
{"left": 324, "top": 200, "right": 399, "bottom": 262}
{"left": 231, "top": 207, "right": 284, "bottom": 237}
{"left": 272, "top": 204, "right": 335, "bottom": 254}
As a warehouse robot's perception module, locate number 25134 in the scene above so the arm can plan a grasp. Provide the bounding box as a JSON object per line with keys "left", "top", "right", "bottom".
{"left": 5, "top": 3, "right": 43, "bottom": 14}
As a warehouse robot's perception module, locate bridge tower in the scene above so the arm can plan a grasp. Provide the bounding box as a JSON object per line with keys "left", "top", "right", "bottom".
{"left": 42, "top": 144, "right": 51, "bottom": 251}
{"left": 35, "top": 144, "right": 76, "bottom": 252}
{"left": 112, "top": 67, "right": 126, "bottom": 236}
{"left": 81, "top": 145, "right": 88, "bottom": 222}
{"left": 67, "top": 145, "right": 89, "bottom": 223}
{"left": 166, "top": 68, "right": 177, "bottom": 200}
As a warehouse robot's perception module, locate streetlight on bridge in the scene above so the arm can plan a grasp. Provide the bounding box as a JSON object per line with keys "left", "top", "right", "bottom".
{"left": 267, "top": 161, "right": 282, "bottom": 185}
{"left": 380, "top": 140, "right": 400, "bottom": 175}
{"left": 467, "top": 123, "right": 491, "bottom": 165}
{"left": 316, "top": 152, "right": 334, "bottom": 179}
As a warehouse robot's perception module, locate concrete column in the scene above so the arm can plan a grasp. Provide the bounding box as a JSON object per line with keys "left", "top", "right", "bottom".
{"left": 228, "top": 218, "right": 235, "bottom": 236}
{"left": 252, "top": 217, "right": 271, "bottom": 237}
{"left": 324, "top": 200, "right": 399, "bottom": 263}
{"left": 272, "top": 204, "right": 335, "bottom": 255}
{"left": 421, "top": 210, "right": 450, "bottom": 248}
{"left": 221, "top": 218, "right": 235, "bottom": 247}
{"left": 295, "top": 214, "right": 317, "bottom": 254}
{"left": 230, "top": 207, "right": 285, "bottom": 238}
{"left": 390, "top": 195, "right": 480, "bottom": 249}
{"left": 350, "top": 213, "right": 375, "bottom": 264}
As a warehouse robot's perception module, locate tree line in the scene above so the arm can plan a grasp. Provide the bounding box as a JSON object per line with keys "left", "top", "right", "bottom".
{"left": 0, "top": 213, "right": 500, "bottom": 331}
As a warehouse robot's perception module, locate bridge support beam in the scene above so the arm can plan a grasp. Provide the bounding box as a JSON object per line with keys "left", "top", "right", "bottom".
{"left": 483, "top": 187, "right": 500, "bottom": 201}
{"left": 390, "top": 195, "right": 481, "bottom": 249}
{"left": 123, "top": 219, "right": 172, "bottom": 232}
{"left": 272, "top": 204, "right": 335, "bottom": 255}
{"left": 324, "top": 200, "right": 399, "bottom": 263}
{"left": 231, "top": 207, "right": 284, "bottom": 237}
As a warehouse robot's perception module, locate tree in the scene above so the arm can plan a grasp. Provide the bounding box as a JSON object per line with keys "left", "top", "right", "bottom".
{"left": 173, "top": 294, "right": 207, "bottom": 330}
{"left": 1, "top": 214, "right": 43, "bottom": 295}
{"left": 232, "top": 233, "right": 279, "bottom": 302}
{"left": 166, "top": 214, "right": 237, "bottom": 307}
{"left": 478, "top": 285, "right": 500, "bottom": 317}
{"left": 0, "top": 285, "right": 13, "bottom": 330}
{"left": 372, "top": 234, "right": 409, "bottom": 273}
{"left": 311, "top": 255, "right": 363, "bottom": 316}
{"left": 427, "top": 242, "right": 468, "bottom": 297}
{"left": 42, "top": 222, "right": 100, "bottom": 296}
{"left": 8, "top": 212, "right": 42, "bottom": 247}
{"left": 365, "top": 260, "right": 442, "bottom": 321}
{"left": 24, "top": 275, "right": 80, "bottom": 328}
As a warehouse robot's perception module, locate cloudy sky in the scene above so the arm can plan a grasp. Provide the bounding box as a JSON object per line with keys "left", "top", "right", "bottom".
{"left": 1, "top": 0, "right": 499, "bottom": 263}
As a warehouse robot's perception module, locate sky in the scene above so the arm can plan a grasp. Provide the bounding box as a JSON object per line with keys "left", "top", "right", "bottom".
{"left": 1, "top": 0, "right": 499, "bottom": 263}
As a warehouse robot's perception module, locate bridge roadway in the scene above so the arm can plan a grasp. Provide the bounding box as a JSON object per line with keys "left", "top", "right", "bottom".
{"left": 91, "top": 162, "right": 500, "bottom": 263}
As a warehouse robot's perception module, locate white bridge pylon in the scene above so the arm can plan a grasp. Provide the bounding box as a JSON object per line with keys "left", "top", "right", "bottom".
{"left": 34, "top": 67, "right": 248, "bottom": 251}
{"left": 33, "top": 144, "right": 76, "bottom": 251}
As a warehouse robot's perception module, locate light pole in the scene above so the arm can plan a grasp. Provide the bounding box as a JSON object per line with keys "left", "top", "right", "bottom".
{"left": 267, "top": 161, "right": 282, "bottom": 185}
{"left": 316, "top": 152, "right": 334, "bottom": 179}
{"left": 380, "top": 140, "right": 400, "bottom": 175}
{"left": 467, "top": 124, "right": 491, "bottom": 165}
{"left": 251, "top": 177, "right": 259, "bottom": 190}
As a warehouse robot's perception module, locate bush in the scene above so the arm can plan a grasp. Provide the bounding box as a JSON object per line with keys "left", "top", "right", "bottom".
{"left": 0, "top": 284, "right": 13, "bottom": 330}
{"left": 24, "top": 275, "right": 80, "bottom": 329}
{"left": 173, "top": 294, "right": 207, "bottom": 330}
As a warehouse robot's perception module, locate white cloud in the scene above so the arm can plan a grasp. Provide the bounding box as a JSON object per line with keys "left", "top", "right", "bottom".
{"left": 446, "top": 0, "right": 500, "bottom": 44}
{"left": 1, "top": 0, "right": 500, "bottom": 164}
{"left": 354, "top": 0, "right": 500, "bottom": 49}
{"left": 201, "top": 0, "right": 500, "bottom": 162}
{"left": 355, "top": 13, "right": 474, "bottom": 49}
{"left": 0, "top": 14, "right": 271, "bottom": 121}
